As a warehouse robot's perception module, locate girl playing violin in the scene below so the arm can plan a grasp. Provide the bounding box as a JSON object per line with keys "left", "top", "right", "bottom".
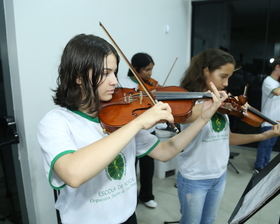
{"left": 178, "top": 48, "right": 280, "bottom": 224}
{"left": 118, "top": 52, "right": 161, "bottom": 90}
{"left": 118, "top": 53, "right": 166, "bottom": 209}
{"left": 37, "top": 35, "right": 227, "bottom": 224}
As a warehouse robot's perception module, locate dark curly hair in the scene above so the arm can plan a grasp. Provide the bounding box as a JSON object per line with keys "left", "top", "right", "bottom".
{"left": 180, "top": 49, "right": 235, "bottom": 92}
{"left": 53, "top": 34, "right": 120, "bottom": 114}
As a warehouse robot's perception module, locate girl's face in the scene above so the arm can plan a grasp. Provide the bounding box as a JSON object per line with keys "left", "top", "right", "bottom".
{"left": 204, "top": 63, "right": 234, "bottom": 91}
{"left": 138, "top": 62, "right": 154, "bottom": 82}
{"left": 98, "top": 54, "right": 118, "bottom": 101}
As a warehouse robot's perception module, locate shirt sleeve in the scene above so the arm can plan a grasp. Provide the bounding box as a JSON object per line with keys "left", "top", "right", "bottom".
{"left": 135, "top": 130, "right": 160, "bottom": 158}
{"left": 262, "top": 77, "right": 279, "bottom": 97}
{"left": 37, "top": 111, "right": 77, "bottom": 189}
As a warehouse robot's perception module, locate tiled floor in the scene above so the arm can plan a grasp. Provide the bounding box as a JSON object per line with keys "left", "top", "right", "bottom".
{"left": 136, "top": 146, "right": 280, "bottom": 224}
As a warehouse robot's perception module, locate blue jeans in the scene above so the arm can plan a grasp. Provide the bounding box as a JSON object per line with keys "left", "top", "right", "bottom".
{"left": 254, "top": 126, "right": 278, "bottom": 169}
{"left": 177, "top": 171, "right": 226, "bottom": 224}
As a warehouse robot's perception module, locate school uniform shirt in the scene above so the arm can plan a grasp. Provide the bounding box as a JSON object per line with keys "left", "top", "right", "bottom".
{"left": 118, "top": 76, "right": 139, "bottom": 91}
{"left": 261, "top": 76, "right": 280, "bottom": 127}
{"left": 178, "top": 106, "right": 230, "bottom": 180}
{"left": 37, "top": 107, "right": 159, "bottom": 224}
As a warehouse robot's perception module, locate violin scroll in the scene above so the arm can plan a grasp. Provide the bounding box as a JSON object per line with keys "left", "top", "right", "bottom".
{"left": 218, "top": 93, "right": 277, "bottom": 127}
{"left": 237, "top": 95, "right": 248, "bottom": 105}
{"left": 139, "top": 78, "right": 161, "bottom": 91}
{"left": 222, "top": 93, "right": 247, "bottom": 113}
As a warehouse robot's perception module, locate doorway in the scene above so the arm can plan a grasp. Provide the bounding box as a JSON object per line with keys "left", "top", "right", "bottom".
{"left": 191, "top": 0, "right": 280, "bottom": 151}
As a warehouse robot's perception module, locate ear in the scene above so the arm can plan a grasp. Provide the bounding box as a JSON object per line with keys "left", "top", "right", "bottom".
{"left": 203, "top": 67, "right": 209, "bottom": 76}
{"left": 76, "top": 75, "right": 82, "bottom": 84}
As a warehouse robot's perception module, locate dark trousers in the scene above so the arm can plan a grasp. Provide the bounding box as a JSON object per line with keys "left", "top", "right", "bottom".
{"left": 136, "top": 155, "right": 155, "bottom": 202}
{"left": 254, "top": 126, "right": 278, "bottom": 169}
{"left": 122, "top": 212, "right": 137, "bottom": 224}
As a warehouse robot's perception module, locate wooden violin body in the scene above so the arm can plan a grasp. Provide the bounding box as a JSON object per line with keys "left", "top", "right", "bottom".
{"left": 139, "top": 78, "right": 162, "bottom": 91}
{"left": 99, "top": 86, "right": 213, "bottom": 133}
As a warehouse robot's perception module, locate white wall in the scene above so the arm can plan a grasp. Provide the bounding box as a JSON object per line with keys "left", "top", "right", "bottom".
{"left": 3, "top": 0, "right": 192, "bottom": 223}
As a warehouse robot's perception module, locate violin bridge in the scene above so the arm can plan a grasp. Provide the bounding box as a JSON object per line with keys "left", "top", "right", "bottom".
{"left": 140, "top": 91, "right": 143, "bottom": 104}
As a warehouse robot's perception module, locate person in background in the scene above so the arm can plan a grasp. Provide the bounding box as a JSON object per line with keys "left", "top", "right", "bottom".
{"left": 178, "top": 49, "right": 280, "bottom": 224}
{"left": 37, "top": 34, "right": 227, "bottom": 224}
{"left": 118, "top": 52, "right": 166, "bottom": 208}
{"left": 253, "top": 56, "right": 280, "bottom": 173}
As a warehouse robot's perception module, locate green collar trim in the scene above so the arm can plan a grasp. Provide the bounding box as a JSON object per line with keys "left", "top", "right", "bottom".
{"left": 129, "top": 76, "right": 139, "bottom": 84}
{"left": 70, "top": 109, "right": 100, "bottom": 123}
{"left": 268, "top": 76, "right": 278, "bottom": 82}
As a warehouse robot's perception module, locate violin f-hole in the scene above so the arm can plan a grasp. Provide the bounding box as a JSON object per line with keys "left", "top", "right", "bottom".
{"left": 132, "top": 104, "right": 152, "bottom": 116}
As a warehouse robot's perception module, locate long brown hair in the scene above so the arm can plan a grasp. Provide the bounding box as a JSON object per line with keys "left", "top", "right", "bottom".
{"left": 180, "top": 49, "right": 235, "bottom": 92}
{"left": 53, "top": 34, "right": 120, "bottom": 114}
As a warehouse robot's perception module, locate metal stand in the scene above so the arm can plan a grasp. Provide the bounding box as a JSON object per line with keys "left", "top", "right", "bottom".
{"left": 228, "top": 152, "right": 240, "bottom": 174}
{"left": 54, "top": 190, "right": 62, "bottom": 224}
{"left": 164, "top": 221, "right": 179, "bottom": 224}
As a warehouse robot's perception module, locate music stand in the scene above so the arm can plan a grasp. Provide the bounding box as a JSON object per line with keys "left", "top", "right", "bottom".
{"left": 228, "top": 153, "right": 280, "bottom": 224}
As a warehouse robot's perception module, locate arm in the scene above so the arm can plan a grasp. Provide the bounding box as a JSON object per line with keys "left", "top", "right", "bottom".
{"left": 272, "top": 87, "right": 280, "bottom": 96}
{"left": 149, "top": 82, "right": 228, "bottom": 161}
{"left": 229, "top": 124, "right": 280, "bottom": 145}
{"left": 53, "top": 102, "right": 173, "bottom": 188}
{"left": 149, "top": 114, "right": 211, "bottom": 161}
{"left": 54, "top": 82, "right": 226, "bottom": 187}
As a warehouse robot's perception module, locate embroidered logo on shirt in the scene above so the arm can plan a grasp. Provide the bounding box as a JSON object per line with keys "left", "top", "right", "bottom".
{"left": 105, "top": 153, "right": 126, "bottom": 180}
{"left": 211, "top": 113, "right": 226, "bottom": 132}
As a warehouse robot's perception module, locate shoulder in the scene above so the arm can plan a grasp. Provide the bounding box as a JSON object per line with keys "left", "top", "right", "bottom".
{"left": 263, "top": 76, "right": 278, "bottom": 85}
{"left": 40, "top": 107, "right": 70, "bottom": 121}
{"left": 262, "top": 76, "right": 279, "bottom": 91}
{"left": 38, "top": 107, "right": 77, "bottom": 130}
{"left": 118, "top": 76, "right": 138, "bottom": 89}
{"left": 118, "top": 76, "right": 130, "bottom": 85}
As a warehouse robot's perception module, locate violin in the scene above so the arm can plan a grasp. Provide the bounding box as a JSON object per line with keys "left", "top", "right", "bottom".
{"left": 218, "top": 94, "right": 278, "bottom": 127}
{"left": 100, "top": 86, "right": 214, "bottom": 133}
{"left": 139, "top": 78, "right": 162, "bottom": 91}
{"left": 99, "top": 22, "right": 213, "bottom": 133}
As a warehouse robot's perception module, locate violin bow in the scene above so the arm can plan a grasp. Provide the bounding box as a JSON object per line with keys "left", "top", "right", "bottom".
{"left": 99, "top": 22, "right": 155, "bottom": 104}
{"left": 243, "top": 84, "right": 249, "bottom": 96}
{"left": 233, "top": 66, "right": 242, "bottom": 72}
{"left": 99, "top": 22, "right": 180, "bottom": 133}
{"left": 162, "top": 57, "right": 178, "bottom": 87}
